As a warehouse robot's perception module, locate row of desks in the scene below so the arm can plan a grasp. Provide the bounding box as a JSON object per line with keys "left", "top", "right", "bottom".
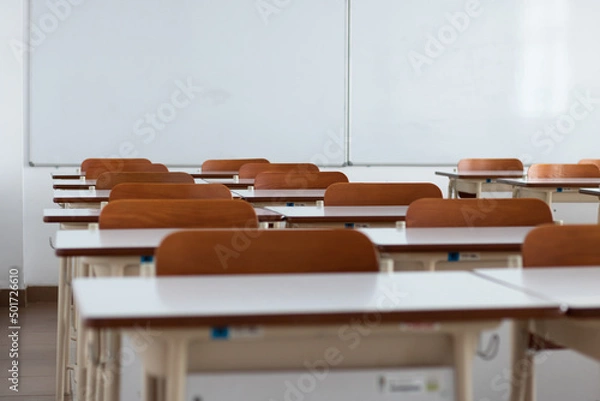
{"left": 72, "top": 267, "right": 600, "bottom": 401}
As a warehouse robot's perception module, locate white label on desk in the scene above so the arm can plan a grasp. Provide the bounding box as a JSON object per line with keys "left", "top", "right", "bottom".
{"left": 230, "top": 325, "right": 264, "bottom": 339}
{"left": 459, "top": 253, "right": 480, "bottom": 261}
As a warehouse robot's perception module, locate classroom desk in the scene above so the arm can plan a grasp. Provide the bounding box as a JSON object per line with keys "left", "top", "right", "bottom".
{"left": 53, "top": 178, "right": 207, "bottom": 190}
{"left": 52, "top": 188, "right": 241, "bottom": 207}
{"left": 53, "top": 189, "right": 111, "bottom": 207}
{"left": 232, "top": 189, "right": 326, "bottom": 206}
{"left": 265, "top": 205, "right": 408, "bottom": 228}
{"left": 201, "top": 177, "right": 255, "bottom": 189}
{"left": 52, "top": 170, "right": 81, "bottom": 180}
{"left": 436, "top": 170, "right": 524, "bottom": 198}
{"left": 190, "top": 170, "right": 238, "bottom": 179}
{"left": 43, "top": 207, "right": 284, "bottom": 227}
{"left": 72, "top": 271, "right": 561, "bottom": 401}
{"left": 359, "top": 226, "right": 533, "bottom": 271}
{"left": 496, "top": 178, "right": 600, "bottom": 206}
{"left": 474, "top": 267, "right": 600, "bottom": 400}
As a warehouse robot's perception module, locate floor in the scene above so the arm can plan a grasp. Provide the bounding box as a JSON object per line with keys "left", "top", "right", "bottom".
{"left": 0, "top": 302, "right": 71, "bottom": 400}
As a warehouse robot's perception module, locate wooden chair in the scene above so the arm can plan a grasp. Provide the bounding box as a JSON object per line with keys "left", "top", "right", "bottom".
{"left": 254, "top": 171, "right": 348, "bottom": 190}
{"left": 108, "top": 183, "right": 231, "bottom": 201}
{"left": 513, "top": 224, "right": 600, "bottom": 401}
{"left": 155, "top": 229, "right": 378, "bottom": 275}
{"left": 201, "top": 158, "right": 269, "bottom": 172}
{"left": 80, "top": 158, "right": 151, "bottom": 173}
{"left": 99, "top": 199, "right": 258, "bottom": 229}
{"left": 456, "top": 158, "right": 524, "bottom": 198}
{"left": 324, "top": 183, "right": 442, "bottom": 206}
{"left": 578, "top": 159, "right": 600, "bottom": 171}
{"left": 95, "top": 172, "right": 194, "bottom": 190}
{"left": 406, "top": 198, "right": 553, "bottom": 227}
{"left": 457, "top": 158, "right": 523, "bottom": 172}
{"left": 522, "top": 224, "right": 600, "bottom": 267}
{"left": 527, "top": 163, "right": 600, "bottom": 178}
{"left": 238, "top": 163, "right": 319, "bottom": 179}
{"left": 85, "top": 163, "right": 169, "bottom": 179}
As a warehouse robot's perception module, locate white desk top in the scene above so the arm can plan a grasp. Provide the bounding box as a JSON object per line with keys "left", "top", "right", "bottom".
{"left": 496, "top": 178, "right": 600, "bottom": 188}
{"left": 358, "top": 226, "right": 534, "bottom": 252}
{"left": 73, "top": 272, "right": 561, "bottom": 328}
{"left": 232, "top": 189, "right": 326, "bottom": 202}
{"left": 265, "top": 206, "right": 408, "bottom": 222}
{"left": 53, "top": 228, "right": 180, "bottom": 256}
{"left": 474, "top": 267, "right": 600, "bottom": 317}
{"left": 435, "top": 170, "right": 524, "bottom": 179}
{"left": 53, "top": 189, "right": 111, "bottom": 203}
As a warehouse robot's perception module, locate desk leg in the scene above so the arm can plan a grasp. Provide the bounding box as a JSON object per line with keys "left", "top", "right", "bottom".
{"left": 165, "top": 338, "right": 188, "bottom": 401}
{"left": 104, "top": 331, "right": 121, "bottom": 401}
{"left": 475, "top": 181, "right": 483, "bottom": 198}
{"left": 510, "top": 320, "right": 533, "bottom": 401}
{"left": 453, "top": 330, "right": 478, "bottom": 401}
{"left": 86, "top": 329, "right": 99, "bottom": 401}
{"left": 448, "top": 179, "right": 455, "bottom": 199}
{"left": 55, "top": 257, "right": 68, "bottom": 401}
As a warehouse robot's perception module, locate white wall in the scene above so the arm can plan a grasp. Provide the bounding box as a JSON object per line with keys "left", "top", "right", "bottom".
{"left": 0, "top": 0, "right": 24, "bottom": 288}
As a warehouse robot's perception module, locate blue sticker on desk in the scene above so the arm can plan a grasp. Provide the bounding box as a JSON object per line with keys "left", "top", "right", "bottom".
{"left": 447, "top": 252, "right": 459, "bottom": 262}
{"left": 344, "top": 223, "right": 355, "bottom": 229}
{"left": 556, "top": 188, "right": 563, "bottom": 192}
{"left": 211, "top": 327, "right": 229, "bottom": 340}
{"left": 286, "top": 202, "right": 295, "bottom": 207}
{"left": 140, "top": 255, "right": 153, "bottom": 263}
{"left": 486, "top": 179, "right": 492, "bottom": 183}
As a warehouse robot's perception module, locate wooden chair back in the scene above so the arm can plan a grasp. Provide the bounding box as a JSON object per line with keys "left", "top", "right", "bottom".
{"left": 578, "top": 159, "right": 600, "bottom": 171}
{"left": 457, "top": 158, "right": 523, "bottom": 171}
{"left": 522, "top": 224, "right": 600, "bottom": 267}
{"left": 238, "top": 163, "right": 319, "bottom": 179}
{"left": 254, "top": 172, "right": 348, "bottom": 190}
{"left": 80, "top": 158, "right": 151, "bottom": 173}
{"left": 155, "top": 229, "right": 379, "bottom": 275}
{"left": 109, "top": 183, "right": 231, "bottom": 201}
{"left": 86, "top": 163, "right": 168, "bottom": 179}
{"left": 527, "top": 163, "right": 600, "bottom": 179}
{"left": 324, "top": 183, "right": 442, "bottom": 206}
{"left": 99, "top": 199, "right": 258, "bottom": 229}
{"left": 95, "top": 172, "right": 194, "bottom": 190}
{"left": 201, "top": 158, "right": 269, "bottom": 172}
{"left": 406, "top": 198, "right": 553, "bottom": 227}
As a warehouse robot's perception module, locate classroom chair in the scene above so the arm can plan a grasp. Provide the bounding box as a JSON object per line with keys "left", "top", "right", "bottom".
{"left": 108, "top": 183, "right": 232, "bottom": 201}
{"left": 324, "top": 182, "right": 442, "bottom": 206}
{"left": 99, "top": 199, "right": 258, "bottom": 229}
{"left": 85, "top": 162, "right": 168, "bottom": 179}
{"left": 578, "top": 159, "right": 600, "bottom": 171}
{"left": 512, "top": 224, "right": 600, "bottom": 401}
{"left": 455, "top": 158, "right": 524, "bottom": 198}
{"left": 238, "top": 162, "right": 319, "bottom": 179}
{"left": 254, "top": 171, "right": 348, "bottom": 190}
{"left": 81, "top": 200, "right": 259, "bottom": 400}
{"left": 527, "top": 163, "right": 600, "bottom": 178}
{"left": 405, "top": 198, "right": 553, "bottom": 228}
{"left": 80, "top": 157, "right": 151, "bottom": 173}
{"left": 148, "top": 228, "right": 379, "bottom": 399}
{"left": 95, "top": 171, "right": 194, "bottom": 189}
{"left": 201, "top": 158, "right": 269, "bottom": 172}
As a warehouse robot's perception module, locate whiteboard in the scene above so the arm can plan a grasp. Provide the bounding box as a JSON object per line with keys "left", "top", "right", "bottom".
{"left": 30, "top": 0, "right": 346, "bottom": 166}
{"left": 349, "top": 0, "right": 600, "bottom": 165}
